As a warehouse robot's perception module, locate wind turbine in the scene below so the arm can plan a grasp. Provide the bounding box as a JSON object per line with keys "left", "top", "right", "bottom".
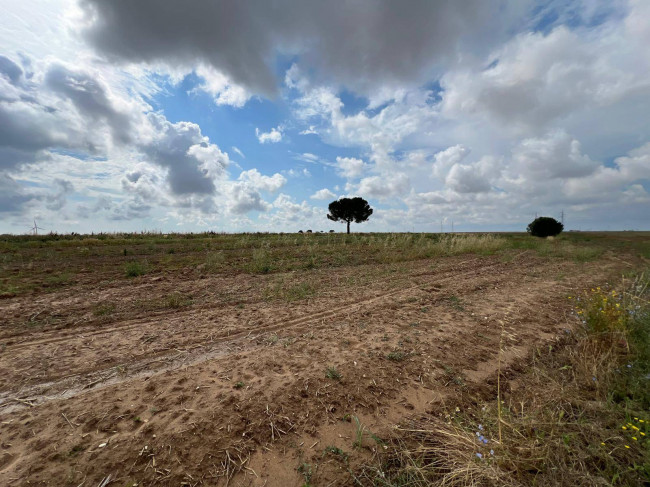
{"left": 29, "top": 219, "right": 45, "bottom": 235}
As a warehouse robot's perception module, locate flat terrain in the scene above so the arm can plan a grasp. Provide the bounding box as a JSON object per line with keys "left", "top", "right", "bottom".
{"left": 0, "top": 232, "right": 648, "bottom": 486}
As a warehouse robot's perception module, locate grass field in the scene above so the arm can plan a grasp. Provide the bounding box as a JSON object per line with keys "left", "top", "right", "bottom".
{"left": 2, "top": 231, "right": 648, "bottom": 298}
{"left": 0, "top": 231, "right": 648, "bottom": 486}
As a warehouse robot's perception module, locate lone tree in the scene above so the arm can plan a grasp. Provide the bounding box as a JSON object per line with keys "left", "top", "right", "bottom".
{"left": 527, "top": 216, "right": 564, "bottom": 238}
{"left": 327, "top": 197, "right": 373, "bottom": 234}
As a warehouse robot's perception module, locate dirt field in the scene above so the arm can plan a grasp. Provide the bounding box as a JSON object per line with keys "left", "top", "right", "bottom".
{"left": 0, "top": 232, "right": 648, "bottom": 486}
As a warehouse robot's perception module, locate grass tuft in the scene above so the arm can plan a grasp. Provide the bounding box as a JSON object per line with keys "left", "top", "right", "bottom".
{"left": 387, "top": 351, "right": 407, "bottom": 362}
{"left": 124, "top": 260, "right": 148, "bottom": 277}
{"left": 326, "top": 366, "right": 342, "bottom": 381}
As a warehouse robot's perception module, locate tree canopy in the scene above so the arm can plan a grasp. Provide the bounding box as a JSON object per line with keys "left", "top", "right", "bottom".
{"left": 327, "top": 197, "right": 373, "bottom": 233}
{"left": 527, "top": 216, "right": 564, "bottom": 238}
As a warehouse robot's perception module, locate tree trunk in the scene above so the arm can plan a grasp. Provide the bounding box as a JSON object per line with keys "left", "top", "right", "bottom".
{"left": 347, "top": 220, "right": 350, "bottom": 234}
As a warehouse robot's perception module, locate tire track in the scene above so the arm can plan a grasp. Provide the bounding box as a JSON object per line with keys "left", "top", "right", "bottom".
{"left": 2, "top": 255, "right": 499, "bottom": 351}
{"left": 0, "top": 257, "right": 519, "bottom": 413}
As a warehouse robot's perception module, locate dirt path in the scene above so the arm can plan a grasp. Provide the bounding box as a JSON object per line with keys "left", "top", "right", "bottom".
{"left": 0, "top": 252, "right": 628, "bottom": 485}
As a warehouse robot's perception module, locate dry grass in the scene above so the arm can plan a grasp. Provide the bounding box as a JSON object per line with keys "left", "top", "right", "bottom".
{"left": 357, "top": 273, "right": 650, "bottom": 486}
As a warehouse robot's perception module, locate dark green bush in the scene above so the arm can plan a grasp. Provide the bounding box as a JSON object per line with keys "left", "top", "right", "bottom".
{"left": 527, "top": 217, "right": 564, "bottom": 238}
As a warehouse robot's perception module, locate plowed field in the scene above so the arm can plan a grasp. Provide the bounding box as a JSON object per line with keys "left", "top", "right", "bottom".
{"left": 1, "top": 232, "right": 647, "bottom": 486}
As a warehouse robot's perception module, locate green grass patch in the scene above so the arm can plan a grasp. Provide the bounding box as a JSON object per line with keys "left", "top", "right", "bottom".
{"left": 135, "top": 292, "right": 192, "bottom": 311}
{"left": 93, "top": 302, "right": 116, "bottom": 316}
{"left": 387, "top": 351, "right": 407, "bottom": 362}
{"left": 124, "top": 260, "right": 148, "bottom": 277}
{"left": 326, "top": 366, "right": 342, "bottom": 381}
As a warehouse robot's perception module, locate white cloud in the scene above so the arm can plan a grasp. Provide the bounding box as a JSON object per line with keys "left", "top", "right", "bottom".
{"left": 562, "top": 141, "right": 650, "bottom": 201}
{"left": 510, "top": 131, "right": 598, "bottom": 180}
{"left": 238, "top": 169, "right": 286, "bottom": 192}
{"left": 432, "top": 145, "right": 470, "bottom": 180}
{"left": 195, "top": 64, "right": 251, "bottom": 107}
{"left": 140, "top": 113, "right": 230, "bottom": 196}
{"left": 257, "top": 193, "right": 320, "bottom": 230}
{"left": 228, "top": 183, "right": 270, "bottom": 214}
{"left": 310, "top": 188, "right": 336, "bottom": 200}
{"left": 335, "top": 156, "right": 367, "bottom": 180}
{"left": 255, "top": 126, "right": 283, "bottom": 144}
{"left": 285, "top": 168, "right": 311, "bottom": 178}
{"left": 299, "top": 125, "right": 318, "bottom": 135}
{"left": 222, "top": 169, "right": 287, "bottom": 216}
{"left": 445, "top": 156, "right": 498, "bottom": 194}
{"left": 440, "top": 2, "right": 650, "bottom": 135}
{"left": 357, "top": 173, "right": 410, "bottom": 199}
{"left": 231, "top": 146, "right": 245, "bottom": 158}
{"left": 295, "top": 152, "right": 320, "bottom": 163}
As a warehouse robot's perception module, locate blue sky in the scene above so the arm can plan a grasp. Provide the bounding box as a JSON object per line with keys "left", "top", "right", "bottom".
{"left": 0, "top": 0, "right": 649, "bottom": 233}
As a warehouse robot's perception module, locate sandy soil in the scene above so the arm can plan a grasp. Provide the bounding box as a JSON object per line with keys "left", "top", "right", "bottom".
{"left": 0, "top": 251, "right": 630, "bottom": 486}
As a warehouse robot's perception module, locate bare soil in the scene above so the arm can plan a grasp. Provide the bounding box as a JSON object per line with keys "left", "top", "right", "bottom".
{"left": 0, "top": 250, "right": 636, "bottom": 486}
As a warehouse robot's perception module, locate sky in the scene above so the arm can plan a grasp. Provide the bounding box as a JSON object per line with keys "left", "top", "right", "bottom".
{"left": 0, "top": 0, "right": 649, "bottom": 234}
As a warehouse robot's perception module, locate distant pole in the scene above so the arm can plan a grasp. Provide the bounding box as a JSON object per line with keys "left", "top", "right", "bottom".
{"left": 440, "top": 220, "right": 443, "bottom": 233}
{"left": 535, "top": 212, "right": 538, "bottom": 219}
{"left": 561, "top": 210, "right": 564, "bottom": 226}
{"left": 451, "top": 221, "right": 454, "bottom": 232}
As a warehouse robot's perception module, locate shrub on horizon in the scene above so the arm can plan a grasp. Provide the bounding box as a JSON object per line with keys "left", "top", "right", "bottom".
{"left": 527, "top": 217, "right": 564, "bottom": 238}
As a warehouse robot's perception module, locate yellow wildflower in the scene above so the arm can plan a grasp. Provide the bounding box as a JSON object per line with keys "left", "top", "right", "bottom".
{"left": 632, "top": 437, "right": 638, "bottom": 441}
{"left": 625, "top": 445, "right": 630, "bottom": 449}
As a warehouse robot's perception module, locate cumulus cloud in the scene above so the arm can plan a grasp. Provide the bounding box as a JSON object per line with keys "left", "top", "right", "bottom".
{"left": 223, "top": 169, "right": 287, "bottom": 215}
{"left": 79, "top": 0, "right": 529, "bottom": 97}
{"left": 0, "top": 174, "right": 34, "bottom": 213}
{"left": 440, "top": 1, "right": 650, "bottom": 135}
{"left": 335, "top": 156, "right": 367, "bottom": 180}
{"left": 238, "top": 169, "right": 286, "bottom": 192}
{"left": 194, "top": 64, "right": 251, "bottom": 107}
{"left": 44, "top": 62, "right": 134, "bottom": 145}
{"left": 562, "top": 141, "right": 650, "bottom": 201}
{"left": 45, "top": 178, "right": 74, "bottom": 211}
{"left": 228, "top": 183, "right": 270, "bottom": 214}
{"left": 445, "top": 156, "right": 498, "bottom": 194}
{"left": 510, "top": 131, "right": 598, "bottom": 180}
{"left": 0, "top": 55, "right": 137, "bottom": 170}
{"left": 432, "top": 145, "right": 470, "bottom": 180}
{"left": 357, "top": 173, "right": 410, "bottom": 199}
{"left": 310, "top": 188, "right": 336, "bottom": 200}
{"left": 255, "top": 126, "right": 283, "bottom": 144}
{"left": 139, "top": 113, "right": 230, "bottom": 196}
{"left": 266, "top": 193, "right": 317, "bottom": 228}
{"left": 0, "top": 52, "right": 232, "bottom": 220}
